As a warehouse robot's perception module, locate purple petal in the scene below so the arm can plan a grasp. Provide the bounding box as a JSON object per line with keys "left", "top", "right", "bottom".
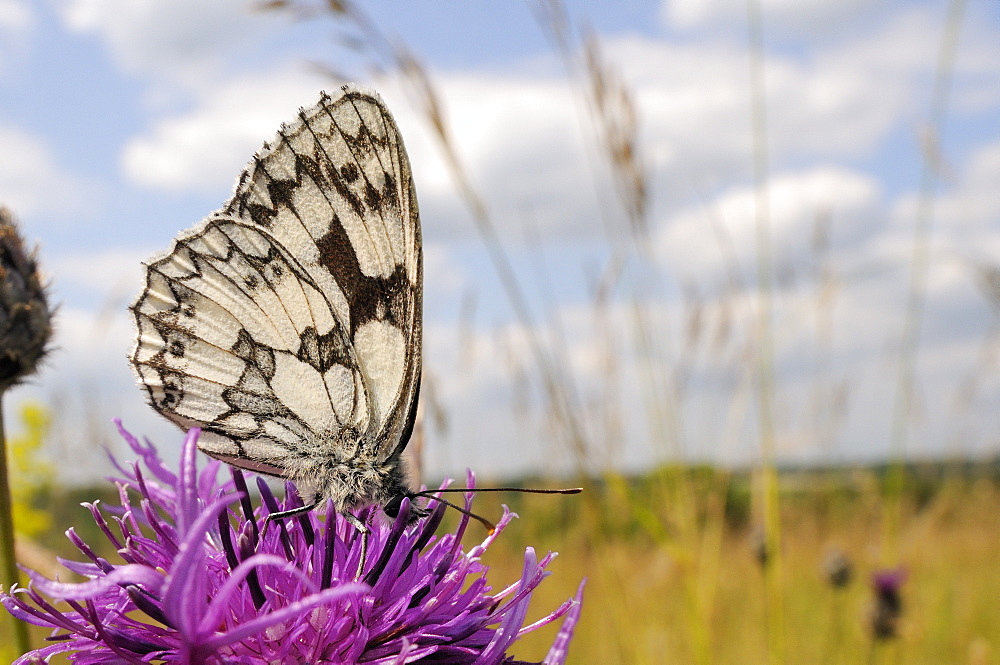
{"left": 197, "top": 553, "right": 312, "bottom": 635}
{"left": 161, "top": 493, "right": 240, "bottom": 635}
{"left": 2, "top": 587, "right": 96, "bottom": 633}
{"left": 27, "top": 564, "right": 164, "bottom": 600}
{"left": 199, "top": 583, "right": 367, "bottom": 651}
{"left": 114, "top": 419, "right": 177, "bottom": 487}
{"left": 176, "top": 427, "right": 201, "bottom": 534}
{"left": 541, "top": 581, "right": 585, "bottom": 665}
{"left": 479, "top": 548, "right": 540, "bottom": 661}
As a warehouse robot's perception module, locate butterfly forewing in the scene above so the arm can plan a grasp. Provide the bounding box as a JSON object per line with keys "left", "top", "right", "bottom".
{"left": 131, "top": 85, "right": 422, "bottom": 500}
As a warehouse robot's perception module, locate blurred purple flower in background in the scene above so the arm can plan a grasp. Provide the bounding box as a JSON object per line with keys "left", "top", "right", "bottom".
{"left": 869, "top": 568, "right": 906, "bottom": 640}
{"left": 1, "top": 421, "right": 583, "bottom": 664}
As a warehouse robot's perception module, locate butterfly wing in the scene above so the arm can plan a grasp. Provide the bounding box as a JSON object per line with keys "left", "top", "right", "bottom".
{"left": 131, "top": 85, "right": 422, "bottom": 476}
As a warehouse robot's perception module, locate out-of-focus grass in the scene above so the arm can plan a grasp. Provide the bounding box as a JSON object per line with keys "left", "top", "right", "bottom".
{"left": 470, "top": 467, "right": 1000, "bottom": 665}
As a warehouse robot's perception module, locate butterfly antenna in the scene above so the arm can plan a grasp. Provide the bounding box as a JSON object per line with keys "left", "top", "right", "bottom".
{"left": 427, "top": 487, "right": 583, "bottom": 495}
{"left": 411, "top": 491, "right": 497, "bottom": 532}
{"left": 411, "top": 486, "right": 583, "bottom": 534}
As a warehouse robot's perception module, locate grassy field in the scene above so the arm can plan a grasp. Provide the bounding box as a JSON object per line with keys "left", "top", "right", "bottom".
{"left": 475, "top": 466, "right": 1000, "bottom": 665}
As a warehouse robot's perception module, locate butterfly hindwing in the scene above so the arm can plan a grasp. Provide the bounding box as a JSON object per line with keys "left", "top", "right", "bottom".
{"left": 131, "top": 86, "right": 422, "bottom": 494}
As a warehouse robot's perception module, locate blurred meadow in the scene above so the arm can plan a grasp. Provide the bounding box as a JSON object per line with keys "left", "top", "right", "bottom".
{"left": 3, "top": 0, "right": 1000, "bottom": 663}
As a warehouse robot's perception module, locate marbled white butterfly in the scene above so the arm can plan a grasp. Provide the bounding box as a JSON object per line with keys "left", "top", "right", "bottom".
{"left": 131, "top": 85, "right": 423, "bottom": 531}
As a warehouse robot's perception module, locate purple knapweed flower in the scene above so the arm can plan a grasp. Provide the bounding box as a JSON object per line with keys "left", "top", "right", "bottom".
{"left": 869, "top": 568, "right": 906, "bottom": 640}
{"left": 1, "top": 421, "right": 584, "bottom": 664}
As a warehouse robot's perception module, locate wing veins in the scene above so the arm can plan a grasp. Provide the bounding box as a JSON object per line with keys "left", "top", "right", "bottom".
{"left": 338, "top": 93, "right": 421, "bottom": 451}
{"left": 216, "top": 222, "right": 321, "bottom": 351}
{"left": 328, "top": 96, "right": 398, "bottom": 278}
{"left": 230, "top": 160, "right": 370, "bottom": 433}
{"left": 331, "top": 95, "right": 418, "bottom": 448}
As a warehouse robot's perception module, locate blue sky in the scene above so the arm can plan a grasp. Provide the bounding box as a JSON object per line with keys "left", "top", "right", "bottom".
{"left": 1, "top": 0, "right": 999, "bottom": 485}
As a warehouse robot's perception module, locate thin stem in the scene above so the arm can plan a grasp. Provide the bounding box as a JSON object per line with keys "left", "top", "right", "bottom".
{"left": 747, "top": 1, "right": 785, "bottom": 663}
{"left": 884, "top": 0, "right": 966, "bottom": 564}
{"left": 0, "top": 398, "right": 32, "bottom": 656}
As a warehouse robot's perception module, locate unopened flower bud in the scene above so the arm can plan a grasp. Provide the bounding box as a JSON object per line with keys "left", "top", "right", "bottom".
{"left": 0, "top": 208, "right": 52, "bottom": 391}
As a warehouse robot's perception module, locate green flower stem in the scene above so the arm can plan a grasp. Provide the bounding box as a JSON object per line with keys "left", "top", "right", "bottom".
{"left": 0, "top": 399, "right": 31, "bottom": 656}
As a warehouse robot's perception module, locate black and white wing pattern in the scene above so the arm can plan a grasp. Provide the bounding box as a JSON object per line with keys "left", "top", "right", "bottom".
{"left": 131, "top": 85, "right": 422, "bottom": 516}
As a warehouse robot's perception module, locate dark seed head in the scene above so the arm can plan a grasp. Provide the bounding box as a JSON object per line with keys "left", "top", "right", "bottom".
{"left": 823, "top": 549, "right": 853, "bottom": 589}
{"left": 750, "top": 527, "right": 769, "bottom": 567}
{"left": 0, "top": 207, "right": 53, "bottom": 391}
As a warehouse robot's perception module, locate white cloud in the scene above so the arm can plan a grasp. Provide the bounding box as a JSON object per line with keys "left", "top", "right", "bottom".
{"left": 58, "top": 0, "right": 283, "bottom": 87}
{"left": 945, "top": 138, "right": 1000, "bottom": 246}
{"left": 114, "top": 6, "right": 999, "bottom": 248}
{"left": 120, "top": 69, "right": 601, "bottom": 240}
{"left": 387, "top": 74, "right": 600, "bottom": 241}
{"left": 0, "top": 0, "right": 32, "bottom": 71}
{"left": 617, "top": 31, "right": 912, "bottom": 170}
{"left": 404, "top": 17, "right": 965, "bottom": 243}
{"left": 664, "top": 0, "right": 890, "bottom": 37}
{"left": 655, "top": 166, "right": 882, "bottom": 286}
{"left": 0, "top": 127, "right": 95, "bottom": 220}
{"left": 423, "top": 316, "right": 605, "bottom": 477}
{"left": 888, "top": 137, "right": 1000, "bottom": 268}
{"left": 0, "top": 0, "right": 31, "bottom": 32}
{"left": 398, "top": 33, "right": 899, "bottom": 242}
{"left": 422, "top": 240, "right": 468, "bottom": 300}
{"left": 121, "top": 69, "right": 329, "bottom": 192}
{"left": 47, "top": 247, "right": 149, "bottom": 300}
{"left": 641, "top": 6, "right": 1000, "bottom": 182}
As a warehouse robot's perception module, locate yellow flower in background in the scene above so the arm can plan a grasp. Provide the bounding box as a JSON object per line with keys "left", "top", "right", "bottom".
{"left": 9, "top": 402, "right": 53, "bottom": 539}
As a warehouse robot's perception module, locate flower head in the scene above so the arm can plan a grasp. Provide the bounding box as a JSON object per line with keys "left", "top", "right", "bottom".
{"left": 822, "top": 549, "right": 852, "bottom": 589}
{"left": 0, "top": 207, "right": 52, "bottom": 392}
{"left": 2, "top": 421, "right": 583, "bottom": 664}
{"left": 869, "top": 568, "right": 906, "bottom": 640}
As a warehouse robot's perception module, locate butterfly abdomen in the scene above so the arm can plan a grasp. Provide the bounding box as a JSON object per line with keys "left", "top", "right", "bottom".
{"left": 258, "top": 426, "right": 404, "bottom": 511}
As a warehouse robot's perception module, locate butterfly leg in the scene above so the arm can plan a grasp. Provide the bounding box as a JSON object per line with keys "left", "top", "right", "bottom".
{"left": 266, "top": 500, "right": 321, "bottom": 523}
{"left": 341, "top": 511, "right": 370, "bottom": 579}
